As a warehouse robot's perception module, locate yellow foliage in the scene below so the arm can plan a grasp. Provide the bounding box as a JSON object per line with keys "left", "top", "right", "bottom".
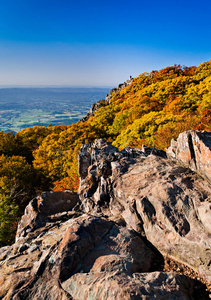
{"left": 0, "top": 155, "right": 33, "bottom": 198}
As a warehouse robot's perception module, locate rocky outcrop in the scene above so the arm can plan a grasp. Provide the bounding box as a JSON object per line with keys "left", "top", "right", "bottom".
{"left": 105, "top": 76, "right": 134, "bottom": 103}
{"left": 78, "top": 137, "right": 211, "bottom": 285}
{"left": 1, "top": 211, "right": 203, "bottom": 299}
{"left": 80, "top": 77, "right": 134, "bottom": 123}
{"left": 166, "top": 130, "right": 211, "bottom": 182}
{"left": 80, "top": 99, "right": 108, "bottom": 122}
{"left": 16, "top": 190, "right": 79, "bottom": 241}
{"left": 0, "top": 131, "right": 210, "bottom": 299}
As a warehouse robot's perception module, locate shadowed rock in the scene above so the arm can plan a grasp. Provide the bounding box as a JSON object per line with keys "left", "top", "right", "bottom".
{"left": 16, "top": 190, "right": 79, "bottom": 241}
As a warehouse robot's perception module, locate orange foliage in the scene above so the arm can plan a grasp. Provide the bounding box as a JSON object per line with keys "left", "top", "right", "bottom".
{"left": 153, "top": 116, "right": 199, "bottom": 150}
{"left": 195, "top": 109, "right": 211, "bottom": 132}
{"left": 52, "top": 176, "right": 79, "bottom": 192}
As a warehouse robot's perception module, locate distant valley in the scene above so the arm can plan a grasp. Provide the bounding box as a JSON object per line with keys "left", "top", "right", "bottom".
{"left": 0, "top": 87, "right": 110, "bottom": 133}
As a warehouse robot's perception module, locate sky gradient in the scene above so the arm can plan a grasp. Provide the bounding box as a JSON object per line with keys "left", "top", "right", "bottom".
{"left": 0, "top": 0, "right": 210, "bottom": 86}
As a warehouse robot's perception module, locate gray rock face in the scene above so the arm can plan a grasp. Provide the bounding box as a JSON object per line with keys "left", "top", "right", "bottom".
{"left": 113, "top": 155, "right": 211, "bottom": 281}
{"left": 80, "top": 99, "right": 108, "bottom": 122}
{"left": 64, "top": 271, "right": 199, "bottom": 300}
{"left": 0, "top": 212, "right": 164, "bottom": 299}
{"left": 0, "top": 131, "right": 210, "bottom": 299}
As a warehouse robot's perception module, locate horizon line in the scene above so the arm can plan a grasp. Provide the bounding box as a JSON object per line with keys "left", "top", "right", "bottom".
{"left": 0, "top": 84, "right": 113, "bottom": 89}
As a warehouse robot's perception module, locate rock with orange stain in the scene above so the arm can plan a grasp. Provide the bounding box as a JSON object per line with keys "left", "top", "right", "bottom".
{"left": 167, "top": 130, "right": 211, "bottom": 181}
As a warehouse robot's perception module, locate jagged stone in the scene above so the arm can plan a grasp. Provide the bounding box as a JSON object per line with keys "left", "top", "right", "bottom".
{"left": 113, "top": 155, "right": 211, "bottom": 282}
{"left": 166, "top": 130, "right": 211, "bottom": 181}
{"left": 80, "top": 99, "right": 107, "bottom": 122}
{"left": 78, "top": 136, "right": 211, "bottom": 284}
{"left": 16, "top": 190, "right": 79, "bottom": 241}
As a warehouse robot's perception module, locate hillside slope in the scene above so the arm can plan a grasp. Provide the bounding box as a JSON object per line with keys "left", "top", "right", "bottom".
{"left": 0, "top": 60, "right": 210, "bottom": 246}
{"left": 31, "top": 60, "right": 211, "bottom": 190}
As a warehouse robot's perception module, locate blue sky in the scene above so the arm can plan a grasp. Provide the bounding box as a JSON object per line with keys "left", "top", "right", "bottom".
{"left": 0, "top": 0, "right": 210, "bottom": 86}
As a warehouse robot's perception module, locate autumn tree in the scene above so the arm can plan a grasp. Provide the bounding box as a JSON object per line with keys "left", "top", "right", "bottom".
{"left": 0, "top": 195, "right": 19, "bottom": 246}
{"left": 0, "top": 155, "right": 35, "bottom": 206}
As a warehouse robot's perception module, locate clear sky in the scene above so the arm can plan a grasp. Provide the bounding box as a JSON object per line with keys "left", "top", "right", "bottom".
{"left": 0, "top": 0, "right": 210, "bottom": 87}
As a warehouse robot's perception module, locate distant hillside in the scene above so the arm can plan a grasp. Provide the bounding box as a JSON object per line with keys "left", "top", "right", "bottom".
{"left": 0, "top": 60, "right": 210, "bottom": 246}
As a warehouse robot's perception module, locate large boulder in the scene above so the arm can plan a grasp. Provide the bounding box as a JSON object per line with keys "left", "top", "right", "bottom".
{"left": 64, "top": 271, "right": 201, "bottom": 300}
{"left": 112, "top": 155, "right": 211, "bottom": 282}
{"left": 1, "top": 213, "right": 173, "bottom": 299}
